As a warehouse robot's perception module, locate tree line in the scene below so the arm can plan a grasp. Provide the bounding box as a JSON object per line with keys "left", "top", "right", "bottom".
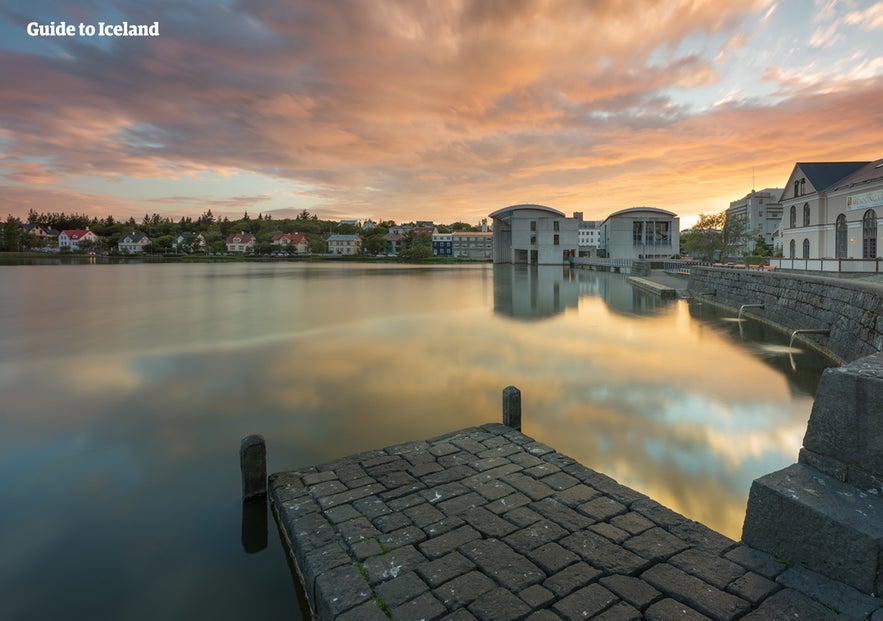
{"left": 1, "top": 208, "right": 482, "bottom": 254}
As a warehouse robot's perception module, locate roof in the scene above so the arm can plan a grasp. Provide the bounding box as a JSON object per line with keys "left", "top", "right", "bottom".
{"left": 412, "top": 227, "right": 436, "bottom": 235}
{"left": 830, "top": 158, "right": 883, "bottom": 191}
{"left": 271, "top": 233, "right": 306, "bottom": 243}
{"left": 453, "top": 231, "right": 492, "bottom": 236}
{"left": 383, "top": 233, "right": 404, "bottom": 241}
{"left": 327, "top": 234, "right": 360, "bottom": 241}
{"left": 226, "top": 232, "right": 256, "bottom": 243}
{"left": 787, "top": 162, "right": 870, "bottom": 199}
{"left": 119, "top": 233, "right": 148, "bottom": 243}
{"left": 605, "top": 206, "right": 677, "bottom": 220}
{"left": 488, "top": 204, "right": 564, "bottom": 220}
{"left": 61, "top": 229, "right": 94, "bottom": 239}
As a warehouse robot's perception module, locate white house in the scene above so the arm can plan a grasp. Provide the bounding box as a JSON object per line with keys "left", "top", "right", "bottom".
{"left": 489, "top": 204, "right": 579, "bottom": 265}
{"left": 173, "top": 232, "right": 205, "bottom": 252}
{"left": 58, "top": 228, "right": 99, "bottom": 251}
{"left": 271, "top": 233, "right": 309, "bottom": 254}
{"left": 598, "top": 207, "right": 680, "bottom": 260}
{"left": 327, "top": 234, "right": 362, "bottom": 255}
{"left": 117, "top": 232, "right": 151, "bottom": 253}
{"left": 225, "top": 232, "right": 256, "bottom": 253}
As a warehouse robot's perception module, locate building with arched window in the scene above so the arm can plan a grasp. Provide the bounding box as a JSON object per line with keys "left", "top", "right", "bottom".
{"left": 489, "top": 204, "right": 579, "bottom": 264}
{"left": 775, "top": 159, "right": 883, "bottom": 268}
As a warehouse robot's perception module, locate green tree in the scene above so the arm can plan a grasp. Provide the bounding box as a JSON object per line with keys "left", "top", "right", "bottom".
{"left": 682, "top": 211, "right": 753, "bottom": 261}
{"left": 400, "top": 231, "right": 432, "bottom": 260}
{"left": 2, "top": 215, "right": 22, "bottom": 251}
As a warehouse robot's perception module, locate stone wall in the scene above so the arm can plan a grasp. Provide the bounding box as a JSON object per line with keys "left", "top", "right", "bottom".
{"left": 687, "top": 267, "right": 883, "bottom": 364}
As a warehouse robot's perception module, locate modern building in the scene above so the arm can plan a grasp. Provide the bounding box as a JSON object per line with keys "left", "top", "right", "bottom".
{"left": 777, "top": 159, "right": 882, "bottom": 263}
{"left": 452, "top": 231, "right": 493, "bottom": 259}
{"left": 118, "top": 232, "right": 151, "bottom": 253}
{"left": 489, "top": 204, "right": 579, "bottom": 265}
{"left": 574, "top": 215, "right": 602, "bottom": 257}
{"left": 432, "top": 232, "right": 453, "bottom": 256}
{"left": 327, "top": 234, "right": 362, "bottom": 255}
{"left": 726, "top": 188, "right": 783, "bottom": 253}
{"left": 598, "top": 207, "right": 680, "bottom": 260}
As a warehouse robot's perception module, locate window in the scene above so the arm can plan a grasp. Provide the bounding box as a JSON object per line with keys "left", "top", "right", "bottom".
{"left": 789, "top": 239, "right": 796, "bottom": 258}
{"left": 530, "top": 235, "right": 536, "bottom": 245}
{"left": 803, "top": 203, "right": 810, "bottom": 227}
{"left": 633, "top": 221, "right": 643, "bottom": 245}
{"left": 553, "top": 220, "right": 559, "bottom": 231}
{"left": 553, "top": 234, "right": 559, "bottom": 245}
{"left": 794, "top": 180, "right": 800, "bottom": 197}
{"left": 863, "top": 209, "right": 877, "bottom": 259}
{"left": 789, "top": 206, "right": 796, "bottom": 228}
{"left": 802, "top": 239, "right": 810, "bottom": 259}
{"left": 530, "top": 221, "right": 536, "bottom": 231}
{"left": 835, "top": 214, "right": 848, "bottom": 259}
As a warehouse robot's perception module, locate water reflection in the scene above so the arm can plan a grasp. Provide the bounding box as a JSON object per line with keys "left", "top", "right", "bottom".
{"left": 0, "top": 262, "right": 834, "bottom": 619}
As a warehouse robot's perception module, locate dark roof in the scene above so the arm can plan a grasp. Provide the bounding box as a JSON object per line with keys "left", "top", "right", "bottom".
{"left": 798, "top": 162, "right": 869, "bottom": 193}
{"left": 830, "top": 158, "right": 883, "bottom": 191}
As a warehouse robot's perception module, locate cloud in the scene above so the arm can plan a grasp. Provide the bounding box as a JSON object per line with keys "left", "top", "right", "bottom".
{"left": 0, "top": 0, "right": 881, "bottom": 223}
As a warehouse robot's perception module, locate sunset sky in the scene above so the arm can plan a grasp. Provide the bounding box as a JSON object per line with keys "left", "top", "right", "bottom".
{"left": 2, "top": 1, "right": 883, "bottom": 228}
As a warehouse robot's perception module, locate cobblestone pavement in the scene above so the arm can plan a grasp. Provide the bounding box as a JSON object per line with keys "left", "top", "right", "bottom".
{"left": 269, "top": 424, "right": 882, "bottom": 620}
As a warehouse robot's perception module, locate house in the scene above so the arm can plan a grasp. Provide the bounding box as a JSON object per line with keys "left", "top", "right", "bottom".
{"left": 225, "top": 232, "right": 256, "bottom": 253}
{"left": 489, "top": 204, "right": 579, "bottom": 264}
{"left": 598, "top": 207, "right": 680, "bottom": 260}
{"left": 58, "top": 228, "right": 99, "bottom": 251}
{"left": 327, "top": 234, "right": 362, "bottom": 255}
{"left": 271, "top": 233, "right": 309, "bottom": 254}
{"left": 118, "top": 232, "right": 151, "bottom": 254}
{"left": 19, "top": 223, "right": 59, "bottom": 245}
{"left": 412, "top": 226, "right": 437, "bottom": 238}
{"left": 383, "top": 232, "right": 404, "bottom": 255}
{"left": 776, "top": 159, "right": 881, "bottom": 264}
{"left": 452, "top": 231, "right": 493, "bottom": 260}
{"left": 432, "top": 232, "right": 453, "bottom": 256}
{"left": 173, "top": 232, "right": 205, "bottom": 252}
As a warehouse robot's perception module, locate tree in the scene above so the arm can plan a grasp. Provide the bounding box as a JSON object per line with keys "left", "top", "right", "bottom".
{"left": 2, "top": 215, "right": 22, "bottom": 251}
{"left": 681, "top": 211, "right": 753, "bottom": 261}
{"left": 400, "top": 231, "right": 432, "bottom": 260}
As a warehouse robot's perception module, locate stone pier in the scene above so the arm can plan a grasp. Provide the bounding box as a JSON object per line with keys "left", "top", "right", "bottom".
{"left": 743, "top": 352, "right": 883, "bottom": 597}
{"left": 270, "top": 422, "right": 882, "bottom": 620}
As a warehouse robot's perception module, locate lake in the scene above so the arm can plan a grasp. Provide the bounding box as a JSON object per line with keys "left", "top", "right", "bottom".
{"left": 0, "top": 262, "right": 834, "bottom": 619}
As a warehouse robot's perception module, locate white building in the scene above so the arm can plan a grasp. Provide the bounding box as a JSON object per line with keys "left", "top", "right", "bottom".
{"left": 777, "top": 159, "right": 882, "bottom": 264}
{"left": 598, "top": 207, "right": 680, "bottom": 260}
{"left": 451, "top": 231, "right": 492, "bottom": 259}
{"left": 489, "top": 204, "right": 579, "bottom": 265}
{"left": 118, "top": 232, "right": 151, "bottom": 253}
{"left": 327, "top": 234, "right": 362, "bottom": 255}
{"left": 58, "top": 228, "right": 99, "bottom": 251}
{"left": 726, "top": 188, "right": 783, "bottom": 252}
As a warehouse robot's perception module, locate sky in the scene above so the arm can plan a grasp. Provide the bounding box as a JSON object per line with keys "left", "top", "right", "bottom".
{"left": 2, "top": 0, "right": 883, "bottom": 228}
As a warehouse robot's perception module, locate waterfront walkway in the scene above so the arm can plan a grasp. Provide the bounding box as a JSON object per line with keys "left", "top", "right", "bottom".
{"left": 269, "top": 424, "right": 882, "bottom": 620}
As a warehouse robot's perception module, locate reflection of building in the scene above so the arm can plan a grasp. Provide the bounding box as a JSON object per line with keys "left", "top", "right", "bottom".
{"left": 777, "top": 159, "right": 881, "bottom": 262}
{"left": 577, "top": 270, "right": 675, "bottom": 317}
{"left": 493, "top": 264, "right": 579, "bottom": 319}
{"left": 726, "top": 189, "right": 783, "bottom": 252}
{"left": 490, "top": 204, "right": 579, "bottom": 265}
{"left": 598, "top": 207, "right": 680, "bottom": 260}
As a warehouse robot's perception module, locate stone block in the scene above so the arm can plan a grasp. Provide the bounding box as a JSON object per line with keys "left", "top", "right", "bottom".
{"left": 552, "top": 583, "right": 618, "bottom": 621}
{"left": 742, "top": 463, "right": 883, "bottom": 595}
{"left": 801, "top": 354, "right": 883, "bottom": 486}
{"left": 641, "top": 564, "right": 750, "bottom": 620}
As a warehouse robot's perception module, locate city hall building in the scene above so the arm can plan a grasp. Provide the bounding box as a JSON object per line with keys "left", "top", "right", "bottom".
{"left": 489, "top": 204, "right": 579, "bottom": 265}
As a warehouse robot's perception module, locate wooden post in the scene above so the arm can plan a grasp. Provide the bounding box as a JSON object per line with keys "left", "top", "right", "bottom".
{"left": 502, "top": 386, "right": 521, "bottom": 431}
{"left": 240, "top": 434, "right": 267, "bottom": 498}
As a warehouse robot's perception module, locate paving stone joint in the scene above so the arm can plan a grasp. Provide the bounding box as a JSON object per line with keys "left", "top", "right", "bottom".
{"left": 270, "top": 424, "right": 882, "bottom": 620}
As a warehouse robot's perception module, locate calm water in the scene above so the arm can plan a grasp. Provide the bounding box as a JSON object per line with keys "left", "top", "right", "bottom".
{"left": 0, "top": 262, "right": 833, "bottom": 619}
